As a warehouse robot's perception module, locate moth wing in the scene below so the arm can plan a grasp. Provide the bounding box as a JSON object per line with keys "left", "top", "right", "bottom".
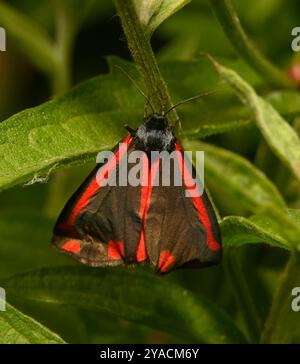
{"left": 144, "top": 143, "right": 222, "bottom": 273}
{"left": 52, "top": 135, "right": 145, "bottom": 267}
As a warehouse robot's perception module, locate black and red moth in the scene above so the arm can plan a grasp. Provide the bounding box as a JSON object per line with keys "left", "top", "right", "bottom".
{"left": 52, "top": 113, "right": 221, "bottom": 273}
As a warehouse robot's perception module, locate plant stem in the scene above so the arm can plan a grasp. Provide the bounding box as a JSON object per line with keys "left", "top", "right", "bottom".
{"left": 51, "top": 2, "right": 75, "bottom": 94}
{"left": 113, "top": 0, "right": 178, "bottom": 124}
{"left": 209, "top": 0, "right": 295, "bottom": 89}
{"left": 224, "top": 248, "right": 261, "bottom": 342}
{"left": 0, "top": 2, "right": 57, "bottom": 76}
{"left": 260, "top": 249, "right": 300, "bottom": 343}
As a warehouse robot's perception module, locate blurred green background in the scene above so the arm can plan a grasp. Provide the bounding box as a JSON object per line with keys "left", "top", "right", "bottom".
{"left": 1, "top": 0, "right": 300, "bottom": 344}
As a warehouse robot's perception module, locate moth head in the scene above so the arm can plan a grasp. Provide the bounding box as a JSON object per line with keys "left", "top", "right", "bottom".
{"left": 144, "top": 114, "right": 168, "bottom": 131}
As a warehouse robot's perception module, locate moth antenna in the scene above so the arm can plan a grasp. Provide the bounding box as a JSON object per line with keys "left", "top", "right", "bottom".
{"left": 164, "top": 90, "right": 217, "bottom": 116}
{"left": 114, "top": 65, "right": 155, "bottom": 114}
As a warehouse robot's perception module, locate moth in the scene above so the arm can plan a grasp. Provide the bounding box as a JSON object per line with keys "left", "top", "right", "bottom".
{"left": 52, "top": 97, "right": 222, "bottom": 273}
{"left": 52, "top": 74, "right": 222, "bottom": 273}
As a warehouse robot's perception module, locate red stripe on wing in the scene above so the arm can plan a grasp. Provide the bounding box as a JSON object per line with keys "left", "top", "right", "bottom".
{"left": 65, "top": 135, "right": 132, "bottom": 228}
{"left": 136, "top": 156, "right": 160, "bottom": 262}
{"left": 136, "top": 231, "right": 147, "bottom": 262}
{"left": 175, "top": 142, "right": 220, "bottom": 252}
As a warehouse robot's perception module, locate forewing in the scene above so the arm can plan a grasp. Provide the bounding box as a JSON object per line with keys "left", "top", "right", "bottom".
{"left": 144, "top": 142, "right": 222, "bottom": 273}
{"left": 52, "top": 135, "right": 144, "bottom": 267}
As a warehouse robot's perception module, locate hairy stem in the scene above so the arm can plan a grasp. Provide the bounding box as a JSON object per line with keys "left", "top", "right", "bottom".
{"left": 51, "top": 2, "right": 75, "bottom": 94}
{"left": 113, "top": 0, "right": 178, "bottom": 124}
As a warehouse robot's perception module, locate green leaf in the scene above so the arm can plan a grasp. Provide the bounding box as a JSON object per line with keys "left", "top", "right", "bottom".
{"left": 184, "top": 115, "right": 251, "bottom": 139}
{"left": 0, "top": 1, "right": 56, "bottom": 74}
{"left": 134, "top": 0, "right": 191, "bottom": 35}
{"left": 186, "top": 139, "right": 286, "bottom": 211}
{"left": 2, "top": 267, "right": 247, "bottom": 343}
{"left": 0, "top": 302, "right": 64, "bottom": 343}
{"left": 0, "top": 110, "right": 138, "bottom": 192}
{"left": 221, "top": 216, "right": 288, "bottom": 249}
{"left": 221, "top": 209, "right": 300, "bottom": 249}
{"left": 208, "top": 56, "right": 300, "bottom": 182}
{"left": 0, "top": 61, "right": 144, "bottom": 192}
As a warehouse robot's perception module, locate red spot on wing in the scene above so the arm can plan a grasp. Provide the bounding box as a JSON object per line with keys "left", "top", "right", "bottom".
{"left": 64, "top": 135, "right": 132, "bottom": 230}
{"left": 136, "top": 156, "right": 160, "bottom": 262}
{"left": 158, "top": 250, "right": 175, "bottom": 273}
{"left": 288, "top": 64, "right": 300, "bottom": 85}
{"left": 63, "top": 240, "right": 81, "bottom": 254}
{"left": 175, "top": 142, "right": 220, "bottom": 252}
{"left": 136, "top": 155, "right": 149, "bottom": 262}
{"left": 108, "top": 240, "right": 125, "bottom": 260}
